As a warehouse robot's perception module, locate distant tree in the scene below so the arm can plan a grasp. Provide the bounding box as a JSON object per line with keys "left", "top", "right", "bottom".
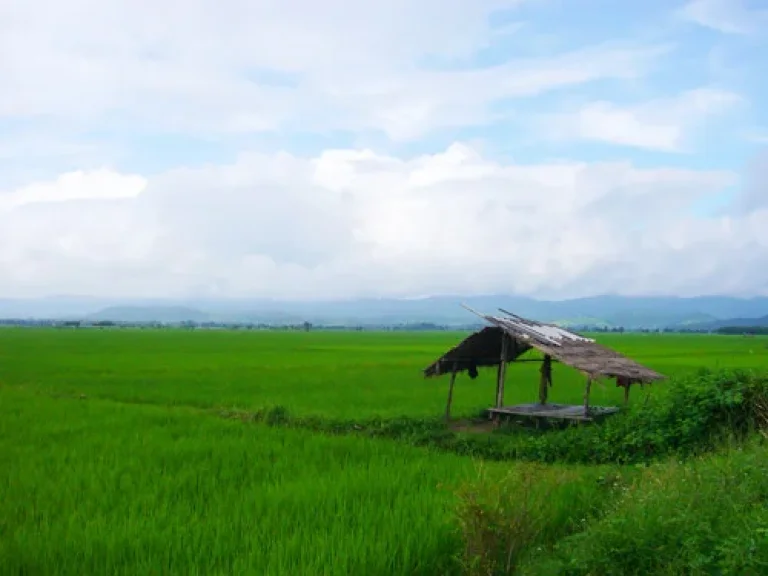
{"left": 718, "top": 326, "right": 768, "bottom": 335}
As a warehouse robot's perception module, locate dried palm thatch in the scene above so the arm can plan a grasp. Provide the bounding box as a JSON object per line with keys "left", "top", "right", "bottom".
{"left": 424, "top": 306, "right": 664, "bottom": 383}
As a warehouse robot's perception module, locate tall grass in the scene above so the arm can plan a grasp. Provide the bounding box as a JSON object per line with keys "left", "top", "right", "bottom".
{"left": 454, "top": 463, "right": 626, "bottom": 574}
{"left": 0, "top": 387, "right": 499, "bottom": 575}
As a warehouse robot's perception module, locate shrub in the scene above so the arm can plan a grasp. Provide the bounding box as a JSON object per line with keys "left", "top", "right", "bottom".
{"left": 521, "top": 439, "right": 768, "bottom": 575}
{"left": 453, "top": 463, "right": 627, "bottom": 575}
{"left": 501, "top": 367, "right": 768, "bottom": 465}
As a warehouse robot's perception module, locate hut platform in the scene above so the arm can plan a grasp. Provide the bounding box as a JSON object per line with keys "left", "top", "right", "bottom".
{"left": 487, "top": 403, "right": 619, "bottom": 422}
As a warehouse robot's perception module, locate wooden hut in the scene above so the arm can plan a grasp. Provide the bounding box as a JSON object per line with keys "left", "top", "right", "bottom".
{"left": 424, "top": 306, "right": 665, "bottom": 422}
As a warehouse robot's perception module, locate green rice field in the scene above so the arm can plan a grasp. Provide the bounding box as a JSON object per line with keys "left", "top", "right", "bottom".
{"left": 2, "top": 328, "right": 768, "bottom": 574}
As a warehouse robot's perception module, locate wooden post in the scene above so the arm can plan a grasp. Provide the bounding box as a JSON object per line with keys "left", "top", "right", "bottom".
{"left": 583, "top": 376, "right": 592, "bottom": 417}
{"left": 496, "top": 334, "right": 509, "bottom": 408}
{"left": 494, "top": 354, "right": 504, "bottom": 408}
{"left": 539, "top": 354, "right": 552, "bottom": 405}
{"left": 623, "top": 378, "right": 631, "bottom": 405}
{"left": 445, "top": 363, "right": 458, "bottom": 421}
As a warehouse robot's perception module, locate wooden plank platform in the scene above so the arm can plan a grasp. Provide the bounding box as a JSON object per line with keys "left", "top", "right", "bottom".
{"left": 487, "top": 403, "right": 620, "bottom": 422}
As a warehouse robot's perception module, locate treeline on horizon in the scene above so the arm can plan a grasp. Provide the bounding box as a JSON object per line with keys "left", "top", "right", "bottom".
{"left": 1, "top": 317, "right": 767, "bottom": 335}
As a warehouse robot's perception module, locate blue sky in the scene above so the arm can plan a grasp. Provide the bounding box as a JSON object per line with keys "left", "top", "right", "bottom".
{"left": 0, "top": 0, "right": 767, "bottom": 299}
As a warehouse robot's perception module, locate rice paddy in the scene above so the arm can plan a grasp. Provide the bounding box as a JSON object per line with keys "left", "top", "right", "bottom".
{"left": 1, "top": 328, "right": 767, "bottom": 574}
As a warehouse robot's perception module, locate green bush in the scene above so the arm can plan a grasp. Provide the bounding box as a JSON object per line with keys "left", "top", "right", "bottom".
{"left": 510, "top": 368, "right": 768, "bottom": 465}
{"left": 521, "top": 439, "right": 768, "bottom": 575}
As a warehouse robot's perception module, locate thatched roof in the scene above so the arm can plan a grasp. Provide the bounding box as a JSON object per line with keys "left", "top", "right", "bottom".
{"left": 424, "top": 307, "right": 665, "bottom": 383}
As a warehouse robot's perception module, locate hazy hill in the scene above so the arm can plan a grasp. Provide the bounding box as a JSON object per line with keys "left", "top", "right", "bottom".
{"left": 2, "top": 294, "right": 768, "bottom": 328}
{"left": 685, "top": 315, "right": 768, "bottom": 331}
{"left": 86, "top": 306, "right": 210, "bottom": 323}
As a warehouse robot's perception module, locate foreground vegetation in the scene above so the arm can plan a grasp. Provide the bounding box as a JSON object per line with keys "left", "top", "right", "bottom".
{"left": 1, "top": 328, "right": 768, "bottom": 574}
{"left": 1, "top": 388, "right": 476, "bottom": 575}
{"left": 458, "top": 436, "right": 768, "bottom": 575}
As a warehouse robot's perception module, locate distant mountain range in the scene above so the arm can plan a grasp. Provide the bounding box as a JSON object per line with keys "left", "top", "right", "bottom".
{"left": 682, "top": 315, "right": 768, "bottom": 331}
{"left": 3, "top": 294, "right": 768, "bottom": 329}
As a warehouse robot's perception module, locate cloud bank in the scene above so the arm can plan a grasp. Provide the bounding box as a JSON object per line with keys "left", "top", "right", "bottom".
{"left": 1, "top": 0, "right": 767, "bottom": 299}
{"left": 2, "top": 143, "right": 766, "bottom": 299}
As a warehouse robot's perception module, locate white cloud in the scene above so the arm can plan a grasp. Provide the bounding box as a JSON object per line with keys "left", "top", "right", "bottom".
{"left": 2, "top": 143, "right": 765, "bottom": 300}
{"left": 679, "top": 0, "right": 768, "bottom": 35}
{"left": 0, "top": 170, "right": 146, "bottom": 211}
{"left": 0, "top": 0, "right": 668, "bottom": 140}
{"left": 541, "top": 89, "right": 742, "bottom": 151}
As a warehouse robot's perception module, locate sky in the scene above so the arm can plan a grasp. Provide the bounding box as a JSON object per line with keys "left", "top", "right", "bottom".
{"left": 1, "top": 0, "right": 768, "bottom": 301}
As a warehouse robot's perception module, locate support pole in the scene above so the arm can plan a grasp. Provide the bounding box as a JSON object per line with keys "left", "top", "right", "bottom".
{"left": 445, "top": 363, "right": 458, "bottom": 421}
{"left": 494, "top": 362, "right": 504, "bottom": 408}
{"left": 583, "top": 376, "right": 593, "bottom": 417}
{"left": 539, "top": 354, "right": 552, "bottom": 405}
{"left": 617, "top": 376, "right": 632, "bottom": 406}
{"left": 496, "top": 334, "right": 509, "bottom": 408}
